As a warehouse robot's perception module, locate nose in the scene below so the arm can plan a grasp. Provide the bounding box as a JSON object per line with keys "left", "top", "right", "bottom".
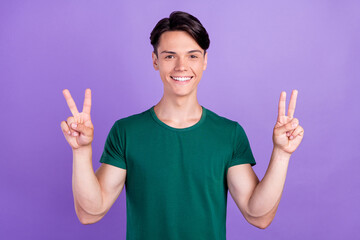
{"left": 174, "top": 57, "right": 187, "bottom": 71}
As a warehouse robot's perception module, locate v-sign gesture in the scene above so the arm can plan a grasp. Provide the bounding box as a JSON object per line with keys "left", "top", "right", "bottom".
{"left": 273, "top": 90, "right": 304, "bottom": 155}
{"left": 60, "top": 88, "right": 94, "bottom": 150}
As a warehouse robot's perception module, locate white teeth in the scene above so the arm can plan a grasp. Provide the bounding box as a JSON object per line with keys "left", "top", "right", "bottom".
{"left": 171, "top": 76, "right": 192, "bottom": 81}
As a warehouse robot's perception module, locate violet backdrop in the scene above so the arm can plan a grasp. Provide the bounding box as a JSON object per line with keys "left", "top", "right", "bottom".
{"left": 1, "top": 0, "right": 359, "bottom": 239}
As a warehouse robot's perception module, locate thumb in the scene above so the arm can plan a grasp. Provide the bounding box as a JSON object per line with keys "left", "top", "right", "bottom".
{"left": 70, "top": 122, "right": 93, "bottom": 136}
{"left": 275, "top": 118, "right": 299, "bottom": 135}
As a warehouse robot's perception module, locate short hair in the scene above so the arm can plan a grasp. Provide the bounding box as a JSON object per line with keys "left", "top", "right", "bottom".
{"left": 150, "top": 11, "right": 210, "bottom": 57}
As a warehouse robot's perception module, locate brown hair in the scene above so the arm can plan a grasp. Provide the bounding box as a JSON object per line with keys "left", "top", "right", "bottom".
{"left": 150, "top": 11, "right": 210, "bottom": 57}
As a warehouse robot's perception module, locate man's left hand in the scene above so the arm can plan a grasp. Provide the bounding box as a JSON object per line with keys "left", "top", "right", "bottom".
{"left": 272, "top": 90, "right": 304, "bottom": 155}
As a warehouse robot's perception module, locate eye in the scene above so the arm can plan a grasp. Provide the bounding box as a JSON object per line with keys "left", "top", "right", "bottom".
{"left": 190, "top": 55, "right": 198, "bottom": 59}
{"left": 165, "top": 55, "right": 174, "bottom": 59}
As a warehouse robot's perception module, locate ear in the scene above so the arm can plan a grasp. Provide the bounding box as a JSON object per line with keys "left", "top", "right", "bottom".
{"left": 152, "top": 51, "right": 159, "bottom": 70}
{"left": 203, "top": 51, "right": 208, "bottom": 71}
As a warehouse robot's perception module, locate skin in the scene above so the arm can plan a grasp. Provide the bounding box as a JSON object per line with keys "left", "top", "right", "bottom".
{"left": 60, "top": 30, "right": 304, "bottom": 228}
{"left": 227, "top": 90, "right": 304, "bottom": 228}
{"left": 61, "top": 88, "right": 93, "bottom": 148}
{"left": 61, "top": 90, "right": 126, "bottom": 224}
{"left": 151, "top": 31, "right": 208, "bottom": 128}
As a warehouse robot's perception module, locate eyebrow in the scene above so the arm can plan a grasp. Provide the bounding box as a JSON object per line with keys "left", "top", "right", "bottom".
{"left": 160, "top": 50, "right": 203, "bottom": 54}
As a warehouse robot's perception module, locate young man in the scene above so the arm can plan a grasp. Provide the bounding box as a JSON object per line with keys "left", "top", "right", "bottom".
{"left": 61, "top": 11, "right": 304, "bottom": 240}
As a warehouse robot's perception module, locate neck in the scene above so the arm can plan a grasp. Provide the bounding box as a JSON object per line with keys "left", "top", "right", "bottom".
{"left": 154, "top": 90, "right": 202, "bottom": 124}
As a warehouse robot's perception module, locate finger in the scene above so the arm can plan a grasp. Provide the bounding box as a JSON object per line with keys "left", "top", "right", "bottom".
{"left": 275, "top": 118, "right": 299, "bottom": 135}
{"left": 63, "top": 89, "right": 80, "bottom": 117}
{"left": 69, "top": 122, "right": 81, "bottom": 136}
{"left": 286, "top": 127, "right": 297, "bottom": 138}
{"left": 286, "top": 130, "right": 293, "bottom": 137}
{"left": 289, "top": 125, "right": 304, "bottom": 140}
{"left": 82, "top": 88, "right": 92, "bottom": 115}
{"left": 278, "top": 91, "right": 286, "bottom": 121}
{"left": 66, "top": 116, "right": 79, "bottom": 136}
{"left": 287, "top": 89, "right": 298, "bottom": 118}
{"left": 71, "top": 122, "right": 93, "bottom": 136}
{"left": 60, "top": 121, "right": 71, "bottom": 136}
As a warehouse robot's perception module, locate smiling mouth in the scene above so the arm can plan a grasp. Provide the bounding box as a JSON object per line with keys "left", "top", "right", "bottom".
{"left": 170, "top": 76, "right": 193, "bottom": 82}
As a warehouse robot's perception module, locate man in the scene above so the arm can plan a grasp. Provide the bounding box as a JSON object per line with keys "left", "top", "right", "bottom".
{"left": 60, "top": 11, "right": 304, "bottom": 240}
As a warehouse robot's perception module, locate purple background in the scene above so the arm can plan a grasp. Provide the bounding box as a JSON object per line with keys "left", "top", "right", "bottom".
{"left": 1, "top": 1, "right": 359, "bottom": 239}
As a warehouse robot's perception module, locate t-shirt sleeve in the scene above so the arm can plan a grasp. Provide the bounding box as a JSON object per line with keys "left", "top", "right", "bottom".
{"left": 228, "top": 122, "right": 256, "bottom": 168}
{"left": 99, "top": 121, "right": 127, "bottom": 169}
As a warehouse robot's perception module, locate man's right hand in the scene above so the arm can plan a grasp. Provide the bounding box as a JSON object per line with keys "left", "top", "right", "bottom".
{"left": 60, "top": 88, "right": 94, "bottom": 150}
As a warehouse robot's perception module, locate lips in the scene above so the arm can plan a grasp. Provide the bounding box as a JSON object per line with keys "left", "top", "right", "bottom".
{"left": 171, "top": 76, "right": 193, "bottom": 80}
{"left": 170, "top": 76, "right": 193, "bottom": 84}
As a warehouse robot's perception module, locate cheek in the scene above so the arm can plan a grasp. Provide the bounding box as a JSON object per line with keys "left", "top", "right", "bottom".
{"left": 159, "top": 62, "right": 173, "bottom": 72}
{"left": 192, "top": 63, "right": 204, "bottom": 73}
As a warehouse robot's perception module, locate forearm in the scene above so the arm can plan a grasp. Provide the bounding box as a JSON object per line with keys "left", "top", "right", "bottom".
{"left": 72, "top": 145, "right": 104, "bottom": 219}
{"left": 248, "top": 147, "right": 290, "bottom": 218}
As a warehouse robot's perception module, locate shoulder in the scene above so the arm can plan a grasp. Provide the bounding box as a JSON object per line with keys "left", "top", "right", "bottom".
{"left": 204, "top": 107, "right": 251, "bottom": 142}
{"left": 113, "top": 107, "right": 152, "bottom": 129}
{"left": 204, "top": 107, "right": 239, "bottom": 129}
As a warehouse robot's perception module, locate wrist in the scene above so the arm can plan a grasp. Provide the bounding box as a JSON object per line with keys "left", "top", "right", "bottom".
{"left": 272, "top": 146, "right": 292, "bottom": 160}
{"left": 73, "top": 144, "right": 92, "bottom": 154}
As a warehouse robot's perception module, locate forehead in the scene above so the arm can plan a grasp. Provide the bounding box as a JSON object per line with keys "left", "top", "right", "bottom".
{"left": 158, "top": 31, "right": 202, "bottom": 52}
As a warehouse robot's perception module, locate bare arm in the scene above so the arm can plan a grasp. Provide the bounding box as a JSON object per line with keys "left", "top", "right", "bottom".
{"left": 72, "top": 145, "right": 126, "bottom": 224}
{"left": 227, "top": 148, "right": 290, "bottom": 229}
{"left": 61, "top": 88, "right": 127, "bottom": 224}
{"left": 72, "top": 145, "right": 102, "bottom": 223}
{"left": 227, "top": 90, "right": 304, "bottom": 229}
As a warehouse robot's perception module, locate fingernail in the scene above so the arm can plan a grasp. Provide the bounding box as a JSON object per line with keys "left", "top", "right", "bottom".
{"left": 68, "top": 131, "right": 71, "bottom": 135}
{"left": 290, "top": 135, "right": 294, "bottom": 140}
{"left": 72, "top": 132, "right": 78, "bottom": 136}
{"left": 72, "top": 123, "right": 77, "bottom": 129}
{"left": 292, "top": 122, "right": 297, "bottom": 128}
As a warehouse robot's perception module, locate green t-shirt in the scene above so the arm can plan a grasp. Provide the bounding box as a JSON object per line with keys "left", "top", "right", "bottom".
{"left": 99, "top": 105, "right": 256, "bottom": 240}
